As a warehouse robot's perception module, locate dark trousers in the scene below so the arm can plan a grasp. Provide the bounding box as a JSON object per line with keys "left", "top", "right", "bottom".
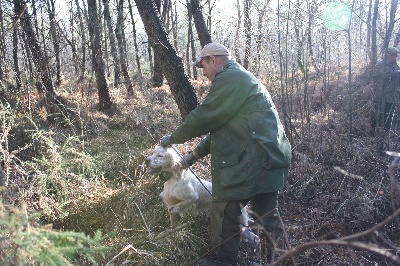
{"left": 371, "top": 101, "right": 396, "bottom": 130}
{"left": 218, "top": 192, "right": 281, "bottom": 265}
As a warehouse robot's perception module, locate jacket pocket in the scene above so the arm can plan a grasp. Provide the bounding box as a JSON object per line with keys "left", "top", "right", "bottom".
{"left": 215, "top": 149, "right": 248, "bottom": 188}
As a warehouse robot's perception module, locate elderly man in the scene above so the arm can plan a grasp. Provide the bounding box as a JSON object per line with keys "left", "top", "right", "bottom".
{"left": 372, "top": 46, "right": 400, "bottom": 131}
{"left": 161, "top": 43, "right": 291, "bottom": 265}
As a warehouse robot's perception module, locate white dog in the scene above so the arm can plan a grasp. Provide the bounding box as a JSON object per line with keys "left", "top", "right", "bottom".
{"left": 145, "top": 145, "right": 259, "bottom": 245}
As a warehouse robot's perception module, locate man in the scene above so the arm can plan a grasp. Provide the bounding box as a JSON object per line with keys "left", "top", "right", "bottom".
{"left": 160, "top": 43, "right": 291, "bottom": 265}
{"left": 372, "top": 46, "right": 400, "bottom": 131}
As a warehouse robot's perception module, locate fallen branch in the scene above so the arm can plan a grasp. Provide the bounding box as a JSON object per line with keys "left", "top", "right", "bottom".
{"left": 271, "top": 208, "right": 400, "bottom": 265}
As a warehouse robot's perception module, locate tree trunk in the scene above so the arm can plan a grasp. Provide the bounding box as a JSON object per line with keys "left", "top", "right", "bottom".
{"left": 12, "top": 25, "right": 21, "bottom": 90}
{"left": 0, "top": 0, "right": 4, "bottom": 80}
{"left": 14, "top": 0, "right": 54, "bottom": 97}
{"left": 186, "top": 0, "right": 198, "bottom": 79}
{"left": 255, "top": 0, "right": 268, "bottom": 76}
{"left": 152, "top": 0, "right": 164, "bottom": 87}
{"left": 115, "top": 0, "right": 134, "bottom": 95}
{"left": 14, "top": 0, "right": 79, "bottom": 125}
{"left": 243, "top": 0, "right": 252, "bottom": 69}
{"left": 46, "top": 0, "right": 61, "bottom": 87}
{"left": 366, "top": 0, "right": 372, "bottom": 61}
{"left": 383, "top": 0, "right": 398, "bottom": 50}
{"left": 75, "top": 0, "right": 86, "bottom": 81}
{"left": 190, "top": 0, "right": 212, "bottom": 47}
{"left": 371, "top": 0, "right": 378, "bottom": 65}
{"left": 103, "top": 0, "right": 121, "bottom": 86}
{"left": 127, "top": 0, "right": 142, "bottom": 79}
{"left": 69, "top": 1, "right": 79, "bottom": 75}
{"left": 135, "top": 0, "right": 198, "bottom": 119}
{"left": 234, "top": 0, "right": 242, "bottom": 64}
{"left": 30, "top": 0, "right": 39, "bottom": 38}
{"left": 87, "top": 0, "right": 112, "bottom": 110}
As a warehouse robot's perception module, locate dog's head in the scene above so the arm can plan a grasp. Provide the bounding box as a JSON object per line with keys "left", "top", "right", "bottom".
{"left": 145, "top": 146, "right": 181, "bottom": 175}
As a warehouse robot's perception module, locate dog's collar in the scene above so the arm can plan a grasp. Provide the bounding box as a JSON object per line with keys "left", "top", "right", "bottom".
{"left": 158, "top": 171, "right": 173, "bottom": 181}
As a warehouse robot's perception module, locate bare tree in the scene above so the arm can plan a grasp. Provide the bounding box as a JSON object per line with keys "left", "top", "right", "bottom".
{"left": 234, "top": 0, "right": 242, "bottom": 64}
{"left": 103, "top": 0, "right": 121, "bottom": 86}
{"left": 371, "top": 0, "right": 379, "bottom": 65}
{"left": 12, "top": 21, "right": 21, "bottom": 90}
{"left": 14, "top": 0, "right": 54, "bottom": 97}
{"left": 190, "top": 0, "right": 212, "bottom": 47}
{"left": 115, "top": 0, "right": 134, "bottom": 96}
{"left": 152, "top": 0, "right": 164, "bottom": 87}
{"left": 45, "top": 0, "right": 61, "bottom": 87}
{"left": 134, "top": 0, "right": 198, "bottom": 118}
{"left": 127, "top": 0, "right": 142, "bottom": 79}
{"left": 255, "top": 0, "right": 269, "bottom": 75}
{"left": 87, "top": 0, "right": 112, "bottom": 110}
{"left": 75, "top": 0, "right": 87, "bottom": 81}
{"left": 0, "top": 0, "right": 4, "bottom": 80}
{"left": 382, "top": 0, "right": 398, "bottom": 50}
{"left": 186, "top": 0, "right": 198, "bottom": 79}
{"left": 243, "top": 0, "right": 252, "bottom": 69}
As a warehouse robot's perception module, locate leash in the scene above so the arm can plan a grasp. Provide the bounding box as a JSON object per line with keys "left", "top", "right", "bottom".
{"left": 171, "top": 145, "right": 213, "bottom": 196}
{"left": 142, "top": 126, "right": 213, "bottom": 196}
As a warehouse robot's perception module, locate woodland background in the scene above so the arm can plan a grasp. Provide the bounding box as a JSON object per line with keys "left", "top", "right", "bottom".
{"left": 0, "top": 0, "right": 400, "bottom": 265}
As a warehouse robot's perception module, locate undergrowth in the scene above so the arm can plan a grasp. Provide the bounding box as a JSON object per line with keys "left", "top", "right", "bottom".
{"left": 0, "top": 73, "right": 399, "bottom": 265}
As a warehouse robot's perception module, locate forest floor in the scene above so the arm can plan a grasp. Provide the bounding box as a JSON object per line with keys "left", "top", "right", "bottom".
{"left": 2, "top": 70, "right": 400, "bottom": 265}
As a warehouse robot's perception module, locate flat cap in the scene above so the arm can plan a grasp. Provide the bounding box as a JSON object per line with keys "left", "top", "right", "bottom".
{"left": 192, "top": 43, "right": 230, "bottom": 67}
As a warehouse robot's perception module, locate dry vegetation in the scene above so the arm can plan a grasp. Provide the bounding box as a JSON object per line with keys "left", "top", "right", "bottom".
{"left": 1, "top": 67, "right": 400, "bottom": 265}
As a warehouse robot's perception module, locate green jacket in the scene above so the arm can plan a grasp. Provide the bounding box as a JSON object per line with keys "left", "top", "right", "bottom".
{"left": 171, "top": 60, "right": 291, "bottom": 201}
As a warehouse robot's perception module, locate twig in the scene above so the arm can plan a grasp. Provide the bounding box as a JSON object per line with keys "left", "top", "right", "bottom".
{"left": 105, "top": 244, "right": 154, "bottom": 266}
{"left": 154, "top": 222, "right": 189, "bottom": 240}
{"left": 135, "top": 202, "right": 153, "bottom": 239}
{"left": 270, "top": 240, "right": 400, "bottom": 265}
{"left": 270, "top": 208, "right": 400, "bottom": 265}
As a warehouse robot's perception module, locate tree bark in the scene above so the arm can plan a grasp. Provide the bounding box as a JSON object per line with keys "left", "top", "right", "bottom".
{"left": 255, "top": 0, "right": 269, "bottom": 76}
{"left": 127, "top": 0, "right": 142, "bottom": 79}
{"left": 383, "top": 0, "right": 398, "bottom": 50}
{"left": 115, "top": 0, "right": 134, "bottom": 95}
{"left": 87, "top": 0, "right": 112, "bottom": 110}
{"left": 371, "top": 0, "right": 378, "bottom": 65}
{"left": 69, "top": 1, "right": 79, "bottom": 75}
{"left": 12, "top": 24, "right": 21, "bottom": 90}
{"left": 0, "top": 0, "right": 4, "bottom": 80}
{"left": 243, "top": 0, "right": 252, "bottom": 69}
{"left": 234, "top": 0, "right": 241, "bottom": 64}
{"left": 75, "top": 0, "right": 86, "bottom": 81}
{"left": 366, "top": 0, "right": 372, "bottom": 61}
{"left": 46, "top": 0, "right": 61, "bottom": 87}
{"left": 103, "top": 0, "right": 121, "bottom": 86}
{"left": 152, "top": 0, "right": 164, "bottom": 87}
{"left": 135, "top": 0, "right": 198, "bottom": 119}
{"left": 14, "top": 0, "right": 54, "bottom": 97}
{"left": 186, "top": 0, "right": 198, "bottom": 79}
{"left": 190, "top": 0, "right": 212, "bottom": 47}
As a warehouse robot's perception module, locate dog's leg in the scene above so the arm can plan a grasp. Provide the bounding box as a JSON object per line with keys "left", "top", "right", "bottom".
{"left": 170, "top": 213, "right": 181, "bottom": 228}
{"left": 169, "top": 199, "right": 196, "bottom": 214}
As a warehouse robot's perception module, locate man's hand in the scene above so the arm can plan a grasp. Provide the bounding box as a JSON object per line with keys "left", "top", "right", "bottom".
{"left": 160, "top": 135, "right": 173, "bottom": 147}
{"left": 180, "top": 152, "right": 198, "bottom": 169}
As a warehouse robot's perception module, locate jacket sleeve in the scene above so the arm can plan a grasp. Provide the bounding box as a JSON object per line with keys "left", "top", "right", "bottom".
{"left": 171, "top": 70, "right": 254, "bottom": 144}
{"left": 193, "top": 134, "right": 211, "bottom": 158}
